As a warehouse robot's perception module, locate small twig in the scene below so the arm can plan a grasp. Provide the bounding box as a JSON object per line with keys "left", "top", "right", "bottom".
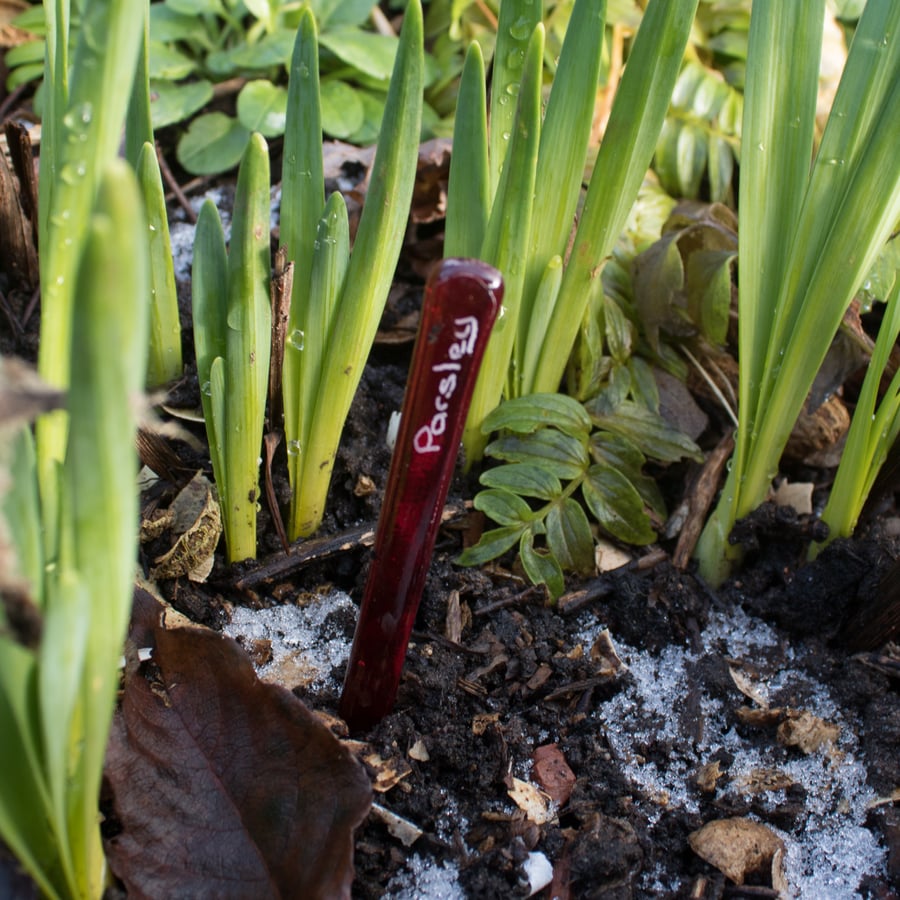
{"left": 268, "top": 249, "right": 292, "bottom": 430}
{"left": 682, "top": 344, "right": 739, "bottom": 428}
{"left": 672, "top": 430, "right": 735, "bottom": 570}
{"left": 262, "top": 432, "right": 290, "bottom": 554}
{"left": 156, "top": 142, "right": 196, "bottom": 223}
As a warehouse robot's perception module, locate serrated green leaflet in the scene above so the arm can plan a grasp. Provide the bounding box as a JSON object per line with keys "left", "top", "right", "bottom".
{"left": 457, "top": 524, "right": 528, "bottom": 566}
{"left": 583, "top": 466, "right": 656, "bottom": 545}
{"left": 519, "top": 532, "right": 565, "bottom": 598}
{"left": 479, "top": 463, "right": 563, "bottom": 500}
{"left": 474, "top": 489, "right": 537, "bottom": 526}
{"left": 481, "top": 392, "right": 592, "bottom": 437}
{"left": 546, "top": 499, "right": 594, "bottom": 573}
{"left": 486, "top": 430, "right": 589, "bottom": 481}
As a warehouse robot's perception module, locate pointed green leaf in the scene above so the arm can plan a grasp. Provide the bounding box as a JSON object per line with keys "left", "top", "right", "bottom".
{"left": 474, "top": 488, "right": 536, "bottom": 526}
{"left": 485, "top": 429, "right": 589, "bottom": 480}
{"left": 583, "top": 465, "right": 656, "bottom": 544}
{"left": 479, "top": 463, "right": 562, "bottom": 500}
{"left": 519, "top": 531, "right": 565, "bottom": 599}
{"left": 546, "top": 498, "right": 594, "bottom": 573}
{"left": 481, "top": 392, "right": 591, "bottom": 437}
{"left": 456, "top": 523, "right": 528, "bottom": 566}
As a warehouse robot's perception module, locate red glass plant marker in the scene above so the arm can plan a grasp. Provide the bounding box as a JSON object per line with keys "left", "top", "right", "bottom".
{"left": 339, "top": 258, "right": 503, "bottom": 731}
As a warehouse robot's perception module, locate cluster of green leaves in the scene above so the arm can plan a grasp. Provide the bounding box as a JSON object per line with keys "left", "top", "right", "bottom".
{"left": 654, "top": 62, "right": 742, "bottom": 204}
{"left": 631, "top": 202, "right": 738, "bottom": 356}
{"left": 696, "top": 0, "right": 900, "bottom": 585}
{"left": 458, "top": 393, "right": 701, "bottom": 597}
{"left": 7, "top": 0, "right": 437, "bottom": 175}
{"left": 192, "top": 133, "right": 272, "bottom": 563}
{"left": 446, "top": 0, "right": 700, "bottom": 467}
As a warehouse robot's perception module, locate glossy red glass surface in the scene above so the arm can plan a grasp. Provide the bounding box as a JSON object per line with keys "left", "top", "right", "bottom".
{"left": 339, "top": 259, "right": 503, "bottom": 731}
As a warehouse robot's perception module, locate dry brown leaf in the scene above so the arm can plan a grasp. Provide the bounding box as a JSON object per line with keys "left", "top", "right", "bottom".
{"left": 507, "top": 777, "right": 556, "bottom": 826}
{"left": 777, "top": 709, "right": 840, "bottom": 754}
{"left": 532, "top": 744, "right": 576, "bottom": 807}
{"left": 689, "top": 817, "right": 785, "bottom": 886}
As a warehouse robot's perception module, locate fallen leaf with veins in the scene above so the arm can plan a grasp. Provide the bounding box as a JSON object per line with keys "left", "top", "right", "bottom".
{"left": 103, "top": 588, "right": 372, "bottom": 900}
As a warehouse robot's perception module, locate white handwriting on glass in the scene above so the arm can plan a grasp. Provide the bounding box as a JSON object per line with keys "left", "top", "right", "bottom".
{"left": 413, "top": 317, "right": 479, "bottom": 454}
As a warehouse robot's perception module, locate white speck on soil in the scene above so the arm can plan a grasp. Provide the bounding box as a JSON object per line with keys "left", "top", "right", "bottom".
{"left": 223, "top": 590, "right": 355, "bottom": 691}
{"left": 582, "top": 606, "right": 887, "bottom": 897}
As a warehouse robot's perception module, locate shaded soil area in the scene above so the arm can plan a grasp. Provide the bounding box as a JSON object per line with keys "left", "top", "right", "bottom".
{"left": 143, "top": 348, "right": 900, "bottom": 898}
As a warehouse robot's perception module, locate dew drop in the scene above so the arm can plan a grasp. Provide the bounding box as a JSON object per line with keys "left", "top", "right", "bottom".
{"left": 288, "top": 329, "right": 305, "bottom": 350}
{"left": 506, "top": 49, "right": 525, "bottom": 69}
{"left": 822, "top": 157, "right": 845, "bottom": 167}
{"left": 201, "top": 380, "right": 212, "bottom": 396}
{"left": 287, "top": 439, "right": 302, "bottom": 457}
{"left": 509, "top": 17, "right": 532, "bottom": 40}
{"left": 505, "top": 83, "right": 520, "bottom": 97}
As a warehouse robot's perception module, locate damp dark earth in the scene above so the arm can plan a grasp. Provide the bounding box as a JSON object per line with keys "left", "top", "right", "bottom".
{"left": 1, "top": 109, "right": 898, "bottom": 900}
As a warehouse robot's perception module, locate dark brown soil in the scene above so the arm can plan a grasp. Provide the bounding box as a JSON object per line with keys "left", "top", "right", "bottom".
{"left": 149, "top": 348, "right": 900, "bottom": 899}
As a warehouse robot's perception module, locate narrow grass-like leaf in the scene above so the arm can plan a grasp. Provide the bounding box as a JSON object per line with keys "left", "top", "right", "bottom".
{"left": 697, "top": 0, "right": 900, "bottom": 583}
{"left": 532, "top": 0, "right": 700, "bottom": 394}
{"left": 281, "top": 6, "right": 325, "bottom": 308}
{"left": 222, "top": 133, "right": 271, "bottom": 562}
{"left": 192, "top": 200, "right": 228, "bottom": 487}
{"left": 63, "top": 159, "right": 149, "bottom": 896}
{"left": 461, "top": 24, "right": 542, "bottom": 461}
{"left": 444, "top": 42, "right": 489, "bottom": 259}
{"left": 488, "top": 0, "right": 542, "bottom": 196}
{"left": 138, "top": 142, "right": 182, "bottom": 387}
{"left": 290, "top": 0, "right": 423, "bottom": 538}
{"left": 816, "top": 274, "right": 900, "bottom": 549}
{"left": 518, "top": 0, "right": 605, "bottom": 393}
{"left": 36, "top": 0, "right": 145, "bottom": 496}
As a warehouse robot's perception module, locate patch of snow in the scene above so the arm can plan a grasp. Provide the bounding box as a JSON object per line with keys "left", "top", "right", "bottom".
{"left": 582, "top": 607, "right": 887, "bottom": 897}
{"left": 384, "top": 855, "right": 463, "bottom": 900}
{"left": 223, "top": 590, "right": 355, "bottom": 691}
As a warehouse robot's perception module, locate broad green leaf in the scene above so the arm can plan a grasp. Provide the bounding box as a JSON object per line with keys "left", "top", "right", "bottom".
{"left": 486, "top": 429, "right": 589, "bottom": 481}
{"left": 685, "top": 248, "right": 736, "bottom": 345}
{"left": 319, "top": 28, "right": 398, "bottom": 81}
{"left": 207, "top": 30, "right": 296, "bottom": 73}
{"left": 237, "top": 80, "right": 288, "bottom": 136}
{"left": 632, "top": 231, "right": 685, "bottom": 354}
{"left": 320, "top": 79, "right": 365, "bottom": 138}
{"left": 586, "top": 398, "right": 702, "bottom": 463}
{"left": 473, "top": 489, "right": 536, "bottom": 526}
{"left": 479, "top": 463, "right": 562, "bottom": 500}
{"left": 149, "top": 79, "right": 214, "bottom": 130}
{"left": 589, "top": 430, "right": 646, "bottom": 474}
{"left": 546, "top": 498, "right": 594, "bottom": 573}
{"left": 519, "top": 532, "right": 565, "bottom": 598}
{"left": 603, "top": 294, "right": 634, "bottom": 365}
{"left": 456, "top": 523, "right": 527, "bottom": 566}
{"left": 148, "top": 40, "right": 196, "bottom": 80}
{"left": 583, "top": 465, "right": 656, "bottom": 544}
{"left": 481, "top": 392, "right": 592, "bottom": 437}
{"left": 149, "top": 5, "right": 211, "bottom": 43}
{"left": 177, "top": 112, "right": 251, "bottom": 175}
